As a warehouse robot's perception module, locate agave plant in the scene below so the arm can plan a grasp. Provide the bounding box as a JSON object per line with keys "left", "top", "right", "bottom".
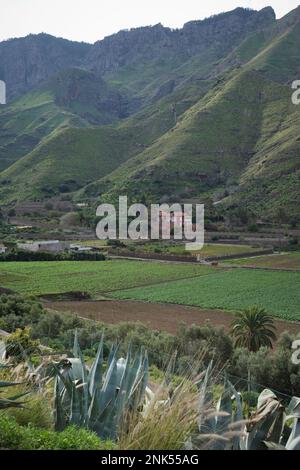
{"left": 245, "top": 391, "right": 300, "bottom": 450}
{"left": 185, "top": 364, "right": 245, "bottom": 450}
{"left": 186, "top": 363, "right": 300, "bottom": 450}
{"left": 52, "top": 332, "right": 149, "bottom": 440}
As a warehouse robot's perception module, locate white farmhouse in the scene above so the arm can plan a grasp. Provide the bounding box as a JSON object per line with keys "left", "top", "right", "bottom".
{"left": 17, "top": 240, "right": 69, "bottom": 253}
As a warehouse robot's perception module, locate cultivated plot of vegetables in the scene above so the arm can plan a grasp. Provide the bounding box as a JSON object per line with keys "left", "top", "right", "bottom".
{"left": 222, "top": 252, "right": 300, "bottom": 270}
{"left": 111, "top": 268, "right": 300, "bottom": 321}
{"left": 0, "top": 260, "right": 213, "bottom": 296}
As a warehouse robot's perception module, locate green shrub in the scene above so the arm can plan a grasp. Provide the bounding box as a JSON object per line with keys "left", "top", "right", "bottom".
{"left": 0, "top": 250, "right": 105, "bottom": 262}
{"left": 241, "top": 391, "right": 260, "bottom": 408}
{"left": 0, "top": 414, "right": 116, "bottom": 450}
{"left": 5, "top": 327, "right": 40, "bottom": 360}
{"left": 7, "top": 394, "right": 53, "bottom": 429}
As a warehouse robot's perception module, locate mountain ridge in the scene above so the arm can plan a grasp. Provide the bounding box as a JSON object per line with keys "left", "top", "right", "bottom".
{"left": 0, "top": 6, "right": 299, "bottom": 222}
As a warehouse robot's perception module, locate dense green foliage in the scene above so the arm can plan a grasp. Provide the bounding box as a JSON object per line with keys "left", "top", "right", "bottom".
{"left": 0, "top": 250, "right": 105, "bottom": 262}
{"left": 0, "top": 414, "right": 115, "bottom": 450}
{"left": 231, "top": 307, "right": 277, "bottom": 352}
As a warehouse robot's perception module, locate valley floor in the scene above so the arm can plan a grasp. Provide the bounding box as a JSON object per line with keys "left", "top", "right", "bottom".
{"left": 46, "top": 299, "right": 300, "bottom": 338}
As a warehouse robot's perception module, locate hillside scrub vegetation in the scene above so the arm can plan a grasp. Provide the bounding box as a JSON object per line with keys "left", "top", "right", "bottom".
{"left": 0, "top": 294, "right": 300, "bottom": 397}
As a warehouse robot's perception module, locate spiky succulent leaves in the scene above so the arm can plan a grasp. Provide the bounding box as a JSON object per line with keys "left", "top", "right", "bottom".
{"left": 127, "top": 349, "right": 148, "bottom": 410}
{"left": 52, "top": 335, "right": 149, "bottom": 440}
{"left": 246, "top": 389, "right": 284, "bottom": 450}
{"left": 0, "top": 379, "right": 27, "bottom": 409}
{"left": 52, "top": 362, "right": 73, "bottom": 398}
{"left": 69, "top": 380, "right": 82, "bottom": 426}
{"left": 91, "top": 352, "right": 119, "bottom": 439}
{"left": 88, "top": 334, "right": 104, "bottom": 397}
{"left": 69, "top": 332, "right": 89, "bottom": 426}
{"left": 197, "top": 361, "right": 214, "bottom": 431}
{"left": 115, "top": 348, "right": 132, "bottom": 413}
{"left": 52, "top": 361, "right": 78, "bottom": 427}
{"left": 264, "top": 442, "right": 287, "bottom": 450}
{"left": 286, "top": 436, "right": 300, "bottom": 450}
{"left": 107, "top": 342, "right": 119, "bottom": 370}
{"left": 136, "top": 352, "right": 149, "bottom": 408}
{"left": 0, "top": 380, "right": 22, "bottom": 387}
{"left": 86, "top": 338, "right": 104, "bottom": 429}
{"left": 228, "top": 382, "right": 244, "bottom": 450}
{"left": 205, "top": 379, "right": 234, "bottom": 450}
{"left": 99, "top": 351, "right": 132, "bottom": 440}
{"left": 54, "top": 375, "right": 67, "bottom": 431}
{"left": 285, "top": 397, "right": 300, "bottom": 448}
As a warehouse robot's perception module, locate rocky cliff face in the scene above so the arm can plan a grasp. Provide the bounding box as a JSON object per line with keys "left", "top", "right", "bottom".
{"left": 0, "top": 8, "right": 275, "bottom": 102}
{"left": 49, "top": 68, "right": 129, "bottom": 124}
{"left": 0, "top": 33, "right": 90, "bottom": 100}
{"left": 85, "top": 7, "right": 275, "bottom": 75}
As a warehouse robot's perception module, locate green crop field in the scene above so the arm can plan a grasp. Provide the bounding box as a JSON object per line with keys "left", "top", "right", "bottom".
{"left": 222, "top": 252, "right": 300, "bottom": 270}
{"left": 0, "top": 260, "right": 213, "bottom": 297}
{"left": 111, "top": 268, "right": 300, "bottom": 321}
{"left": 138, "top": 242, "right": 261, "bottom": 257}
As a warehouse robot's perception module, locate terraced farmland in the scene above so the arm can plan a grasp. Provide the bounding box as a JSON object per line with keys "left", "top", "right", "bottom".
{"left": 0, "top": 260, "right": 213, "bottom": 296}
{"left": 111, "top": 268, "right": 300, "bottom": 321}
{"left": 222, "top": 252, "right": 300, "bottom": 270}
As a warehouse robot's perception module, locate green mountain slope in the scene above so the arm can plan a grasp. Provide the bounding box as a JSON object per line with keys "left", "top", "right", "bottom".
{"left": 77, "top": 8, "right": 300, "bottom": 220}
{"left": 88, "top": 7, "right": 275, "bottom": 106}
{"left": 0, "top": 6, "right": 299, "bottom": 222}
{"left": 0, "top": 125, "right": 143, "bottom": 202}
{"left": 0, "top": 68, "right": 217, "bottom": 203}
{"left": 0, "top": 67, "right": 129, "bottom": 173}
{"left": 0, "top": 88, "right": 86, "bottom": 172}
{"left": 79, "top": 70, "right": 279, "bottom": 202}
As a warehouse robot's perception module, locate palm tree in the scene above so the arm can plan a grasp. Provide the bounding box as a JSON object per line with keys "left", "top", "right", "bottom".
{"left": 231, "top": 307, "right": 277, "bottom": 352}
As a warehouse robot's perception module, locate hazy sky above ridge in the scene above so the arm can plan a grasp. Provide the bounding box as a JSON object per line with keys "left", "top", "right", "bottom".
{"left": 1, "top": 0, "right": 299, "bottom": 43}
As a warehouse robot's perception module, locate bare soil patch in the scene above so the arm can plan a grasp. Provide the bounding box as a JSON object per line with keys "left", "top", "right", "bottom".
{"left": 45, "top": 299, "right": 300, "bottom": 337}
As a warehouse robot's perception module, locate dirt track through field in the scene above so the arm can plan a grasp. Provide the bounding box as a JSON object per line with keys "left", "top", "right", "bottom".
{"left": 46, "top": 299, "right": 300, "bottom": 337}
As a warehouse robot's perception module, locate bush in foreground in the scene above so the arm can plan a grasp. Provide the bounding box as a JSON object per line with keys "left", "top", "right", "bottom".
{"left": 0, "top": 414, "right": 115, "bottom": 450}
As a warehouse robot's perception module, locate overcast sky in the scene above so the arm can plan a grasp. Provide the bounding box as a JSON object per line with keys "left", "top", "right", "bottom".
{"left": 1, "top": 0, "right": 300, "bottom": 43}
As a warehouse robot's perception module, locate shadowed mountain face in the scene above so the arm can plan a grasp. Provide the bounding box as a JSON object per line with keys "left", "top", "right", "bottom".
{"left": 0, "top": 6, "right": 299, "bottom": 221}
{"left": 86, "top": 7, "right": 275, "bottom": 75}
{"left": 0, "top": 34, "right": 91, "bottom": 101}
